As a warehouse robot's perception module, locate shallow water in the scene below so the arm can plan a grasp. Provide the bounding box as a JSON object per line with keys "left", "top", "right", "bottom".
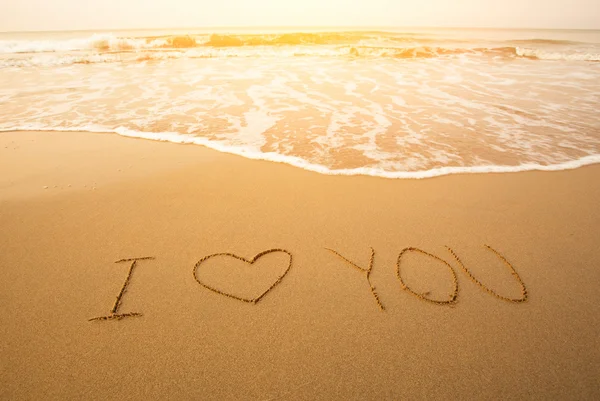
{"left": 1, "top": 27, "right": 599, "bottom": 178}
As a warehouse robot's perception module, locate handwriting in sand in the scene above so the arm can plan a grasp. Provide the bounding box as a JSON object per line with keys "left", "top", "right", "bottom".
{"left": 88, "top": 256, "right": 155, "bottom": 321}
{"left": 89, "top": 245, "right": 528, "bottom": 321}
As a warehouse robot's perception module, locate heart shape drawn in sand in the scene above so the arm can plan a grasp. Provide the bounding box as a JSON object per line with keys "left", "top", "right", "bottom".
{"left": 193, "top": 249, "right": 293, "bottom": 304}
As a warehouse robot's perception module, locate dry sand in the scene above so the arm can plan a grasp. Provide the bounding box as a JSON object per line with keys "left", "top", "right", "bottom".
{"left": 1, "top": 130, "right": 599, "bottom": 400}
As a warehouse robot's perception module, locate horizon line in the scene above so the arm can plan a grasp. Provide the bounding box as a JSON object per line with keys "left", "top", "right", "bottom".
{"left": 2, "top": 24, "right": 600, "bottom": 35}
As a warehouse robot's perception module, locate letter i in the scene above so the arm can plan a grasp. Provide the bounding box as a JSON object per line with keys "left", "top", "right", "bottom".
{"left": 88, "top": 256, "right": 154, "bottom": 321}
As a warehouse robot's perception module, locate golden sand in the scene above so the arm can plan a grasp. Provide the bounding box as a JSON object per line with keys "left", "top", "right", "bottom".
{"left": 325, "top": 247, "right": 385, "bottom": 311}
{"left": 1, "top": 130, "right": 599, "bottom": 399}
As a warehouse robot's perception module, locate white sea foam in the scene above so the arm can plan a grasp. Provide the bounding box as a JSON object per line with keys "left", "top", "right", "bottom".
{"left": 516, "top": 47, "right": 600, "bottom": 61}
{"left": 0, "top": 34, "right": 172, "bottom": 54}
{"left": 2, "top": 34, "right": 599, "bottom": 179}
{"left": 1, "top": 45, "right": 599, "bottom": 70}
{"left": 2, "top": 125, "right": 600, "bottom": 179}
{"left": 0, "top": 54, "right": 118, "bottom": 68}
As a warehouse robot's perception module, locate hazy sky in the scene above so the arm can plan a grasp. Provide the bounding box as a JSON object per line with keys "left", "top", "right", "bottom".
{"left": 1, "top": 0, "right": 599, "bottom": 32}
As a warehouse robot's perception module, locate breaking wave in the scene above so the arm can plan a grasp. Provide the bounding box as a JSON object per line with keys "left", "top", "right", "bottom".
{"left": 516, "top": 47, "right": 600, "bottom": 61}
{"left": 0, "top": 32, "right": 407, "bottom": 54}
{"left": 0, "top": 31, "right": 596, "bottom": 52}
{"left": 1, "top": 30, "right": 599, "bottom": 68}
{"left": 511, "top": 38, "right": 584, "bottom": 45}
{"left": 0, "top": 34, "right": 205, "bottom": 54}
{"left": 3, "top": 45, "right": 599, "bottom": 69}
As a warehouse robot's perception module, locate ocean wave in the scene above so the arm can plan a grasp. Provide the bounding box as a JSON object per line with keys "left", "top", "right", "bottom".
{"left": 516, "top": 47, "right": 600, "bottom": 61}
{"left": 0, "top": 30, "right": 491, "bottom": 55}
{"left": 0, "top": 33, "right": 195, "bottom": 54}
{"left": 0, "top": 46, "right": 600, "bottom": 68}
{"left": 0, "top": 32, "right": 398, "bottom": 54}
{"left": 2, "top": 31, "right": 599, "bottom": 63}
{"left": 201, "top": 32, "right": 382, "bottom": 47}
{"left": 1, "top": 40, "right": 599, "bottom": 69}
{"left": 0, "top": 54, "right": 118, "bottom": 68}
{"left": 2, "top": 126, "right": 600, "bottom": 179}
{"left": 2, "top": 30, "right": 599, "bottom": 54}
{"left": 511, "top": 39, "right": 584, "bottom": 45}
{"left": 0, "top": 45, "right": 521, "bottom": 68}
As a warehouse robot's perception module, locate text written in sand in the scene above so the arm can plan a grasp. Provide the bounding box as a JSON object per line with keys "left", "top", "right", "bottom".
{"left": 89, "top": 245, "right": 527, "bottom": 321}
{"left": 88, "top": 257, "right": 155, "bottom": 321}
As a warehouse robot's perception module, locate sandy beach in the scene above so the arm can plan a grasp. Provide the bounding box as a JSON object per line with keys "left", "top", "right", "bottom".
{"left": 1, "top": 130, "right": 599, "bottom": 399}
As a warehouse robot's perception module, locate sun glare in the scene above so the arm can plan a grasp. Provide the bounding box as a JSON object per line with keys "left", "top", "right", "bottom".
{"left": 1, "top": 0, "right": 598, "bottom": 31}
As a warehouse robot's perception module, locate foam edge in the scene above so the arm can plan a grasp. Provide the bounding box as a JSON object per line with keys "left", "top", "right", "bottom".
{"left": 2, "top": 126, "right": 600, "bottom": 179}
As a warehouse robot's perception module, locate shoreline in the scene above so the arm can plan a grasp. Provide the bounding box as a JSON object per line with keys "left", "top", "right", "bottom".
{"left": 3, "top": 128, "right": 600, "bottom": 181}
{"left": 1, "top": 130, "right": 599, "bottom": 399}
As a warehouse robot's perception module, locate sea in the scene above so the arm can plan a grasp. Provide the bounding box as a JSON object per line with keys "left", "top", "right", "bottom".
{"left": 1, "top": 27, "right": 599, "bottom": 178}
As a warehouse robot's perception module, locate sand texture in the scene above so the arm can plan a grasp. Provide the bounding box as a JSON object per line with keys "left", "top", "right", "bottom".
{"left": 1, "top": 131, "right": 599, "bottom": 400}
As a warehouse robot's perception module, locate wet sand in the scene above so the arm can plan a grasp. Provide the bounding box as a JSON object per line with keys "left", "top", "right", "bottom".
{"left": 1, "top": 130, "right": 599, "bottom": 400}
